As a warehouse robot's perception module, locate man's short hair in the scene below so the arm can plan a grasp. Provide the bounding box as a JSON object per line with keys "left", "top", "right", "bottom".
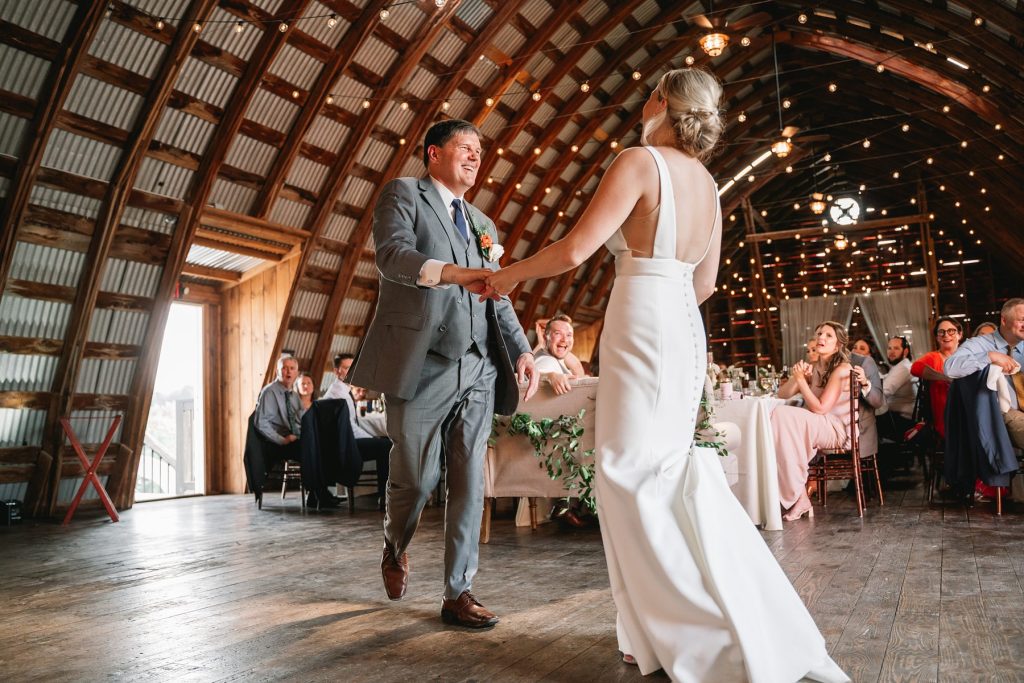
{"left": 1000, "top": 298, "right": 1024, "bottom": 320}
{"left": 544, "top": 314, "right": 573, "bottom": 336}
{"left": 423, "top": 119, "right": 480, "bottom": 167}
{"left": 891, "top": 335, "right": 911, "bottom": 356}
{"left": 333, "top": 353, "right": 354, "bottom": 369}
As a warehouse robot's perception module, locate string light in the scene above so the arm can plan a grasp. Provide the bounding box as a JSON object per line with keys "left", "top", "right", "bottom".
{"left": 632, "top": 70, "right": 642, "bottom": 80}
{"left": 192, "top": 22, "right": 202, "bottom": 33}
{"left": 827, "top": 83, "right": 837, "bottom": 92}
{"left": 782, "top": 98, "right": 792, "bottom": 109}
{"left": 485, "top": 97, "right": 494, "bottom": 106}
{"left": 982, "top": 84, "right": 991, "bottom": 93}
{"left": 379, "top": 8, "right": 390, "bottom": 20}
{"left": 399, "top": 101, "right": 409, "bottom": 110}
{"left": 326, "top": 14, "right": 338, "bottom": 28}
{"left": 737, "top": 111, "right": 747, "bottom": 122}
{"left": 570, "top": 144, "right": 579, "bottom": 152}
{"left": 862, "top": 139, "right": 871, "bottom": 148}
{"left": 155, "top": 18, "right": 164, "bottom": 30}
{"left": 441, "top": 100, "right": 450, "bottom": 111}
{"left": 876, "top": 64, "right": 885, "bottom": 73}
{"left": 234, "top": 21, "right": 244, "bottom": 33}
{"left": 973, "top": 16, "right": 984, "bottom": 26}
{"left": 361, "top": 99, "right": 370, "bottom": 109}
{"left": 580, "top": 81, "right": 590, "bottom": 93}
{"left": 942, "top": 105, "right": 951, "bottom": 113}
{"left": 798, "top": 13, "right": 808, "bottom": 23}
{"left": 278, "top": 22, "right": 288, "bottom": 32}
{"left": 684, "top": 55, "right": 695, "bottom": 65}
{"left": 740, "top": 36, "right": 751, "bottom": 47}
{"left": 435, "top": 0, "right": 447, "bottom": 7}
{"left": 325, "top": 94, "right": 334, "bottom": 105}
{"left": 531, "top": 91, "right": 541, "bottom": 101}
{"left": 901, "top": 123, "right": 910, "bottom": 132}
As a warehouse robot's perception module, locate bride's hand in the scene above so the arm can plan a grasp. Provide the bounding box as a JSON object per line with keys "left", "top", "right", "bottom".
{"left": 479, "top": 269, "right": 519, "bottom": 301}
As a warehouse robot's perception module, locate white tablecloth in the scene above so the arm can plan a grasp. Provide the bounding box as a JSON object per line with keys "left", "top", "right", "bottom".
{"left": 714, "top": 397, "right": 784, "bottom": 531}
{"left": 359, "top": 412, "right": 388, "bottom": 438}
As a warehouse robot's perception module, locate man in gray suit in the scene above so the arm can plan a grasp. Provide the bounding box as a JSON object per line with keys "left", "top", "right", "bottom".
{"left": 349, "top": 119, "right": 537, "bottom": 629}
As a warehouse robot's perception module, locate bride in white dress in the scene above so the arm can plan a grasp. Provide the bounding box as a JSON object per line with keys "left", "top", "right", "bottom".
{"left": 481, "top": 68, "right": 848, "bottom": 682}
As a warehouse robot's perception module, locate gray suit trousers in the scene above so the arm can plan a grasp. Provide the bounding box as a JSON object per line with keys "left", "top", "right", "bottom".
{"left": 383, "top": 346, "right": 497, "bottom": 600}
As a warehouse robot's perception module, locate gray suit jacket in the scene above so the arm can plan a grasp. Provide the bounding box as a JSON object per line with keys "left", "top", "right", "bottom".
{"left": 349, "top": 176, "right": 531, "bottom": 414}
{"left": 851, "top": 353, "right": 886, "bottom": 457}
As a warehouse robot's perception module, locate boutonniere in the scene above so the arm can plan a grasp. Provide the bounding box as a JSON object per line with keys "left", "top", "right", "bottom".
{"left": 467, "top": 212, "right": 504, "bottom": 262}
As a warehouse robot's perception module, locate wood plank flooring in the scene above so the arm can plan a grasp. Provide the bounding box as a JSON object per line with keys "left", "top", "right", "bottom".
{"left": 1, "top": 477, "right": 1023, "bottom": 682}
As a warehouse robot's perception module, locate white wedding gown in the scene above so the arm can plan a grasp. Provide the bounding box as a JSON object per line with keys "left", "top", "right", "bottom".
{"left": 594, "top": 147, "right": 849, "bottom": 683}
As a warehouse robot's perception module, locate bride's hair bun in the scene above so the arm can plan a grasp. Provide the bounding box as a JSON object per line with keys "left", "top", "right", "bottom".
{"left": 657, "top": 68, "right": 724, "bottom": 161}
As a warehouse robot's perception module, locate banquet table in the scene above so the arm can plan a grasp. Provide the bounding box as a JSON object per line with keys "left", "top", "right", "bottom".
{"left": 714, "top": 396, "right": 784, "bottom": 531}
{"left": 359, "top": 411, "right": 388, "bottom": 438}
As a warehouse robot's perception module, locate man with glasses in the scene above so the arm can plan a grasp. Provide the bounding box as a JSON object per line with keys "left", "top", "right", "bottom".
{"left": 911, "top": 316, "right": 962, "bottom": 439}
{"left": 945, "top": 298, "right": 1024, "bottom": 450}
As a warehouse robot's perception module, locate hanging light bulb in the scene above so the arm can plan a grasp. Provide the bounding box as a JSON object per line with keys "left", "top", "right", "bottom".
{"left": 531, "top": 91, "right": 541, "bottom": 101}
{"left": 155, "top": 18, "right": 165, "bottom": 30}
{"left": 278, "top": 22, "right": 288, "bottom": 33}
{"left": 485, "top": 97, "right": 494, "bottom": 107}
{"left": 441, "top": 99, "right": 450, "bottom": 111}
{"left": 798, "top": 13, "right": 808, "bottom": 23}
{"left": 684, "top": 55, "right": 695, "bottom": 65}
{"left": 327, "top": 14, "right": 338, "bottom": 28}
{"left": 737, "top": 111, "right": 747, "bottom": 122}
{"left": 434, "top": 0, "right": 446, "bottom": 7}
{"left": 699, "top": 32, "right": 729, "bottom": 57}
{"left": 379, "top": 8, "right": 390, "bottom": 20}
{"left": 834, "top": 234, "right": 848, "bottom": 250}
{"left": 192, "top": 22, "right": 202, "bottom": 33}
{"left": 771, "top": 138, "right": 792, "bottom": 158}
{"left": 234, "top": 21, "right": 244, "bottom": 33}
{"left": 361, "top": 99, "right": 371, "bottom": 109}
{"left": 631, "top": 70, "right": 642, "bottom": 80}
{"left": 740, "top": 36, "right": 751, "bottom": 47}
{"left": 876, "top": 63, "right": 885, "bottom": 73}
{"left": 325, "top": 94, "right": 334, "bottom": 105}
{"left": 809, "top": 192, "right": 827, "bottom": 215}
{"left": 579, "top": 81, "right": 590, "bottom": 93}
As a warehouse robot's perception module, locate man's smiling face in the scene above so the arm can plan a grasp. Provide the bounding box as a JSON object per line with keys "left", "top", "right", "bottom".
{"left": 428, "top": 131, "right": 481, "bottom": 196}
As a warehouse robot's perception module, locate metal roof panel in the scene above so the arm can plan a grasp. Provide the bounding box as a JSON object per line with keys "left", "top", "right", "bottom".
{"left": 0, "top": 0, "right": 76, "bottom": 41}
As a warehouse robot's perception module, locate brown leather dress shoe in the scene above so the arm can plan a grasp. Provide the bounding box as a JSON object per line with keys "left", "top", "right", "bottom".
{"left": 440, "top": 591, "right": 499, "bottom": 628}
{"left": 381, "top": 547, "right": 409, "bottom": 600}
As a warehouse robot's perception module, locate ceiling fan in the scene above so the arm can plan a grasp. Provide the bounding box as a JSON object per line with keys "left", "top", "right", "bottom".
{"left": 690, "top": 2, "right": 772, "bottom": 57}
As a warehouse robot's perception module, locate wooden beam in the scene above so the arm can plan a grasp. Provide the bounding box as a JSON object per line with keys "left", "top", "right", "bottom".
{"left": 253, "top": 0, "right": 389, "bottom": 217}
{"left": 117, "top": 0, "right": 312, "bottom": 510}
{"left": 192, "top": 235, "right": 284, "bottom": 262}
{"left": 743, "top": 213, "right": 933, "bottom": 243}
{"left": 0, "top": 2, "right": 107, "bottom": 305}
{"left": 181, "top": 264, "right": 243, "bottom": 283}
{"left": 304, "top": 0, "right": 526, "bottom": 380}
{"left": 199, "top": 206, "right": 308, "bottom": 245}
{"left": 264, "top": 0, "right": 461, "bottom": 386}
{"left": 36, "top": 0, "right": 219, "bottom": 516}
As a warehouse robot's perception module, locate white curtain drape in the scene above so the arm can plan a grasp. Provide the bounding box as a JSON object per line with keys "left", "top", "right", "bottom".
{"left": 779, "top": 295, "right": 855, "bottom": 366}
{"left": 856, "top": 288, "right": 931, "bottom": 359}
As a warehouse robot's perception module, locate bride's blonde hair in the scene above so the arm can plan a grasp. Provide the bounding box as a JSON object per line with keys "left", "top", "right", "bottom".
{"left": 655, "top": 68, "right": 724, "bottom": 162}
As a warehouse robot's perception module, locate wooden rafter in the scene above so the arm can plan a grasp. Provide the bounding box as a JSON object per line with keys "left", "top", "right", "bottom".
{"left": 252, "top": 0, "right": 389, "bottom": 218}
{"left": 0, "top": 2, "right": 107, "bottom": 304}
{"left": 35, "top": 0, "right": 220, "bottom": 516}
{"left": 116, "top": 0, "right": 312, "bottom": 509}
{"left": 263, "top": 0, "right": 462, "bottom": 384}
{"left": 304, "top": 0, "right": 527, "bottom": 379}
{"left": 469, "top": 0, "right": 650, "bottom": 205}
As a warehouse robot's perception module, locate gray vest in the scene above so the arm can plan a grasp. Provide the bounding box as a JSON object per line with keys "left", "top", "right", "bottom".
{"left": 430, "top": 208, "right": 488, "bottom": 359}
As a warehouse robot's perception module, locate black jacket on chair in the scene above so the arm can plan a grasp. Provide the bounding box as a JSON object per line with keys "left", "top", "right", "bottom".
{"left": 243, "top": 411, "right": 266, "bottom": 495}
{"left": 299, "top": 399, "right": 362, "bottom": 491}
{"left": 944, "top": 369, "right": 1018, "bottom": 493}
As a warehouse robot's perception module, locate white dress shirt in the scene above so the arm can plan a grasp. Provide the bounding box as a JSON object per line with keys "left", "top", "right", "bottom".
{"left": 415, "top": 176, "right": 469, "bottom": 288}
{"left": 881, "top": 357, "right": 916, "bottom": 419}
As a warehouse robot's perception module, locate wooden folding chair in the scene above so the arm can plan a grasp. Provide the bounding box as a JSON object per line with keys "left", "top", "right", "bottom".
{"left": 809, "top": 373, "right": 885, "bottom": 517}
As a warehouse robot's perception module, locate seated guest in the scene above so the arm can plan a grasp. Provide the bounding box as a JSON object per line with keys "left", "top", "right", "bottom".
{"left": 323, "top": 353, "right": 354, "bottom": 400}
{"left": 877, "top": 336, "right": 918, "bottom": 443}
{"left": 535, "top": 314, "right": 585, "bottom": 395}
{"left": 772, "top": 321, "right": 854, "bottom": 521}
{"left": 910, "top": 316, "right": 962, "bottom": 439}
{"left": 534, "top": 315, "right": 586, "bottom": 377}
{"left": 805, "top": 337, "right": 820, "bottom": 364}
{"left": 295, "top": 373, "right": 316, "bottom": 415}
{"left": 945, "top": 298, "right": 1024, "bottom": 451}
{"left": 973, "top": 321, "right": 998, "bottom": 337}
{"left": 255, "top": 356, "right": 340, "bottom": 507}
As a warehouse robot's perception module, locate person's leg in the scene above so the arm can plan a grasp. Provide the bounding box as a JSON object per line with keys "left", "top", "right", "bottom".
{"left": 383, "top": 354, "right": 460, "bottom": 558}
{"left": 356, "top": 437, "right": 392, "bottom": 509}
{"left": 441, "top": 349, "right": 497, "bottom": 600}
{"left": 1004, "top": 409, "right": 1024, "bottom": 451}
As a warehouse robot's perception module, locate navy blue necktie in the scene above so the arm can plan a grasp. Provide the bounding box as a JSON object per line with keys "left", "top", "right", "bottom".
{"left": 451, "top": 198, "right": 470, "bottom": 242}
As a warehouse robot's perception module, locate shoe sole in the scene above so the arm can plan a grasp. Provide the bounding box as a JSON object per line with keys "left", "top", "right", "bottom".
{"left": 440, "top": 609, "right": 499, "bottom": 628}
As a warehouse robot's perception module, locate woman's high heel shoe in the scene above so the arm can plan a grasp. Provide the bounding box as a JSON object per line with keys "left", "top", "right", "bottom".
{"left": 621, "top": 653, "right": 637, "bottom": 666}
{"left": 783, "top": 500, "right": 814, "bottom": 521}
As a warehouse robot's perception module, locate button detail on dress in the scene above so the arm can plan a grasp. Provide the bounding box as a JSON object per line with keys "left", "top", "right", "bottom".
{"left": 438, "top": 324, "right": 447, "bottom": 332}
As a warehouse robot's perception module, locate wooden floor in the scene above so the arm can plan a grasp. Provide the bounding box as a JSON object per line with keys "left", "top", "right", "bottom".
{"left": 2, "top": 476, "right": 1024, "bottom": 683}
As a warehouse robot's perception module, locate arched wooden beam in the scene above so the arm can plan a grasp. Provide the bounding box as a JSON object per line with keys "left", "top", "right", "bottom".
{"left": 492, "top": 22, "right": 726, "bottom": 264}
{"left": 0, "top": 1, "right": 106, "bottom": 303}
{"left": 252, "top": 0, "right": 388, "bottom": 218}
{"left": 469, "top": 0, "right": 652, "bottom": 201}
{"left": 118, "top": 0, "right": 312, "bottom": 509}
{"left": 509, "top": 39, "right": 778, "bottom": 295}
{"left": 305, "top": 0, "right": 528, "bottom": 379}
{"left": 466, "top": 2, "right": 582, "bottom": 127}
{"left": 40, "top": 0, "right": 219, "bottom": 514}
{"left": 263, "top": 1, "right": 462, "bottom": 384}
{"left": 528, "top": 55, "right": 783, "bottom": 324}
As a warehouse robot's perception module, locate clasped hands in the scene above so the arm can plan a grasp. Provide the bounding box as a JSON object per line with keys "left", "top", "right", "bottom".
{"left": 445, "top": 266, "right": 518, "bottom": 302}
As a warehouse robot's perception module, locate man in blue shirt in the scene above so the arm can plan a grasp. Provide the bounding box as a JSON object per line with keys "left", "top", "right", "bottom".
{"left": 945, "top": 298, "right": 1024, "bottom": 449}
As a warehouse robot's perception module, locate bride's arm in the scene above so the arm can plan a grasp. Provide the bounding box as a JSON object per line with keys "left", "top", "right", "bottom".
{"left": 484, "top": 148, "right": 652, "bottom": 293}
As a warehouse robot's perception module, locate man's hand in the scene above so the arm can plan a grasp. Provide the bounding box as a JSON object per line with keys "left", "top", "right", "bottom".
{"left": 441, "top": 264, "right": 491, "bottom": 291}
{"left": 517, "top": 352, "right": 539, "bottom": 401}
{"left": 989, "top": 350, "right": 1020, "bottom": 375}
{"left": 546, "top": 372, "right": 573, "bottom": 396}
{"left": 284, "top": 434, "right": 298, "bottom": 444}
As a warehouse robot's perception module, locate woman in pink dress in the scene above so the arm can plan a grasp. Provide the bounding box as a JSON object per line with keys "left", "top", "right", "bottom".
{"left": 772, "top": 321, "right": 854, "bottom": 521}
